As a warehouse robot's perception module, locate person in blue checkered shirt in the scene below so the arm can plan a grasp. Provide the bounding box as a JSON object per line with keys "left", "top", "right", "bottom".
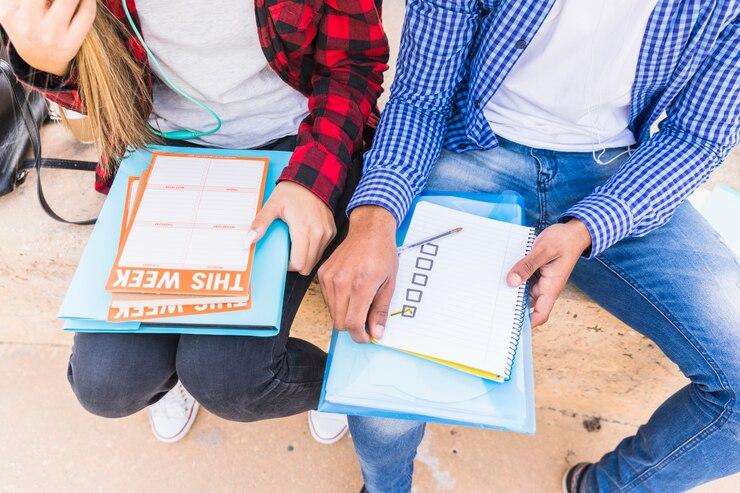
{"left": 319, "top": 0, "right": 740, "bottom": 492}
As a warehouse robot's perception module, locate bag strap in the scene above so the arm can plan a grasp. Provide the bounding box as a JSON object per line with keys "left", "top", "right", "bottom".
{"left": 20, "top": 157, "right": 99, "bottom": 171}
{"left": 1, "top": 59, "right": 97, "bottom": 225}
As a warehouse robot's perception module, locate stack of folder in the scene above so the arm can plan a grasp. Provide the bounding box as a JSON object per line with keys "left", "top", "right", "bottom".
{"left": 319, "top": 192, "right": 536, "bottom": 433}
{"left": 59, "top": 146, "right": 292, "bottom": 336}
{"left": 59, "top": 147, "right": 535, "bottom": 432}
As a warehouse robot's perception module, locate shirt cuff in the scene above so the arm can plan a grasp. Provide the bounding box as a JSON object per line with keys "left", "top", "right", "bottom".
{"left": 6, "top": 42, "right": 75, "bottom": 90}
{"left": 278, "top": 143, "right": 347, "bottom": 213}
{"left": 560, "top": 193, "right": 634, "bottom": 259}
{"left": 346, "top": 168, "right": 415, "bottom": 226}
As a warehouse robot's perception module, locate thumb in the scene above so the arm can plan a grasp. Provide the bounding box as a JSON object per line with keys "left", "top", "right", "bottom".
{"left": 249, "top": 204, "right": 280, "bottom": 244}
{"left": 507, "top": 245, "right": 550, "bottom": 287}
{"left": 367, "top": 277, "right": 395, "bottom": 340}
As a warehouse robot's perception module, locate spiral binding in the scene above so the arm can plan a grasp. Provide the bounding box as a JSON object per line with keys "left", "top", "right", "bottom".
{"left": 502, "top": 229, "right": 537, "bottom": 380}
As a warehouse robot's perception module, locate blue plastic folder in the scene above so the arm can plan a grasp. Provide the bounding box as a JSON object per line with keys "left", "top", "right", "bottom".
{"left": 319, "top": 192, "right": 536, "bottom": 433}
{"left": 59, "top": 146, "right": 291, "bottom": 336}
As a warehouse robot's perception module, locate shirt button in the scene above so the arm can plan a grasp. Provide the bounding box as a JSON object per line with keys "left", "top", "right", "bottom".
{"left": 474, "top": 100, "right": 481, "bottom": 109}
{"left": 515, "top": 39, "right": 528, "bottom": 49}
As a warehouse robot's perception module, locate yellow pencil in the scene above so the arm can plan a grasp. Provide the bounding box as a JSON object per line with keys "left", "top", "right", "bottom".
{"left": 390, "top": 307, "right": 414, "bottom": 316}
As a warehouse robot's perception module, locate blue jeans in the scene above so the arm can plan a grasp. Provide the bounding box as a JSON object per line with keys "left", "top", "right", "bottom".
{"left": 349, "top": 137, "right": 740, "bottom": 492}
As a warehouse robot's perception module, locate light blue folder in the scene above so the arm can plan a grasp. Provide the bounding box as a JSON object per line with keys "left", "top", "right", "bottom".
{"left": 59, "top": 146, "right": 291, "bottom": 336}
{"left": 319, "top": 192, "right": 536, "bottom": 433}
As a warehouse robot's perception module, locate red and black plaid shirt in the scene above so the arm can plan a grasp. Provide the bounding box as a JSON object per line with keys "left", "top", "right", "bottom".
{"left": 9, "top": 0, "right": 389, "bottom": 211}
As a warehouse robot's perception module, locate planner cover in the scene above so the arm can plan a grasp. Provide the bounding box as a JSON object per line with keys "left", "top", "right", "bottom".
{"left": 58, "top": 146, "right": 291, "bottom": 337}
{"left": 319, "top": 192, "right": 536, "bottom": 432}
{"left": 107, "top": 173, "right": 251, "bottom": 320}
{"left": 105, "top": 152, "right": 268, "bottom": 297}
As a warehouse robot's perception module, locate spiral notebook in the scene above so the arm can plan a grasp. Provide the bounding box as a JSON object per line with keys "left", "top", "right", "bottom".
{"left": 374, "top": 201, "right": 535, "bottom": 382}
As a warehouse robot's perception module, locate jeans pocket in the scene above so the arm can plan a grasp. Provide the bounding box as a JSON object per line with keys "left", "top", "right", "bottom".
{"left": 592, "top": 145, "right": 635, "bottom": 167}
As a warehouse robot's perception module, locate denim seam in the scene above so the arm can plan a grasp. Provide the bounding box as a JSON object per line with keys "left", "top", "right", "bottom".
{"left": 530, "top": 150, "right": 548, "bottom": 231}
{"left": 591, "top": 254, "right": 735, "bottom": 492}
{"left": 253, "top": 377, "right": 324, "bottom": 416}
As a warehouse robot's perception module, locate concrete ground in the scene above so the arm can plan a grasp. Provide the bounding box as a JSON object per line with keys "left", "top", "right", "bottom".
{"left": 1, "top": 2, "right": 738, "bottom": 492}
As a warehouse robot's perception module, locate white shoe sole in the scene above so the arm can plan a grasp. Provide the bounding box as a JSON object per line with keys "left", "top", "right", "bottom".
{"left": 150, "top": 402, "right": 200, "bottom": 444}
{"left": 308, "top": 414, "right": 348, "bottom": 445}
{"left": 562, "top": 469, "right": 569, "bottom": 493}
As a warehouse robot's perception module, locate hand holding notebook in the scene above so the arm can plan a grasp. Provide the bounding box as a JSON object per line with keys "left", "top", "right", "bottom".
{"left": 375, "top": 201, "right": 535, "bottom": 382}
{"left": 320, "top": 193, "right": 537, "bottom": 431}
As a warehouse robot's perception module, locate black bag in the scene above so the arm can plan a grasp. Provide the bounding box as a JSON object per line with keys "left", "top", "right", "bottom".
{"left": 0, "top": 57, "right": 46, "bottom": 196}
{"left": 0, "top": 45, "right": 98, "bottom": 224}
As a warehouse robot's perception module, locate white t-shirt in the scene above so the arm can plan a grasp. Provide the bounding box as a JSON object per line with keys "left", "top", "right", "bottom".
{"left": 484, "top": 0, "right": 659, "bottom": 151}
{"left": 136, "top": 0, "right": 309, "bottom": 149}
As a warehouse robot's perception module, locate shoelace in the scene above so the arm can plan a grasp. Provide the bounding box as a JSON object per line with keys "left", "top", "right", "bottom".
{"left": 152, "top": 383, "right": 192, "bottom": 419}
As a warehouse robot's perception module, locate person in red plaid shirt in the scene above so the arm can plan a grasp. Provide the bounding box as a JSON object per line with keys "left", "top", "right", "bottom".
{"left": 1, "top": 0, "right": 387, "bottom": 446}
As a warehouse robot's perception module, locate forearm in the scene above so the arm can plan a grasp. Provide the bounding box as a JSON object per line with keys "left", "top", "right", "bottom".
{"left": 280, "top": 64, "right": 385, "bottom": 211}
{"left": 347, "top": 97, "right": 449, "bottom": 225}
{"left": 565, "top": 18, "right": 740, "bottom": 258}
{"left": 563, "top": 128, "right": 729, "bottom": 258}
{"left": 347, "top": 0, "right": 482, "bottom": 225}
{"left": 5, "top": 40, "right": 84, "bottom": 112}
{"left": 278, "top": 0, "right": 389, "bottom": 212}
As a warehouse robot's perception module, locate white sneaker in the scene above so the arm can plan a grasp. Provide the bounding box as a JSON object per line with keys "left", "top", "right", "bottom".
{"left": 148, "top": 381, "right": 200, "bottom": 443}
{"left": 308, "top": 410, "right": 349, "bottom": 444}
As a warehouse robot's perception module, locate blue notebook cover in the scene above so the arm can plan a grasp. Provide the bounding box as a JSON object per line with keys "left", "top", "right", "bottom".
{"left": 59, "top": 146, "right": 291, "bottom": 336}
{"left": 319, "top": 192, "right": 536, "bottom": 433}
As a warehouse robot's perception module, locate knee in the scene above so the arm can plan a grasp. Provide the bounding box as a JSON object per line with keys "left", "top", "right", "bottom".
{"left": 68, "top": 360, "right": 157, "bottom": 418}
{"left": 176, "top": 358, "right": 274, "bottom": 422}
{"left": 724, "top": 364, "right": 740, "bottom": 424}
{"left": 348, "top": 416, "right": 425, "bottom": 455}
{"left": 693, "top": 356, "right": 740, "bottom": 426}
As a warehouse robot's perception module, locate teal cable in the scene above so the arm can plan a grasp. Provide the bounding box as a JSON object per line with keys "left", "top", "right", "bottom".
{"left": 122, "top": 2, "right": 222, "bottom": 140}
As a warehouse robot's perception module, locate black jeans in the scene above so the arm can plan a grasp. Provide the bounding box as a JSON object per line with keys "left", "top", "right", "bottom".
{"left": 68, "top": 135, "right": 360, "bottom": 421}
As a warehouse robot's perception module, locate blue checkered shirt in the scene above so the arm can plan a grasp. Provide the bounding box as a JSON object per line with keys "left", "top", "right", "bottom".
{"left": 349, "top": 0, "right": 740, "bottom": 258}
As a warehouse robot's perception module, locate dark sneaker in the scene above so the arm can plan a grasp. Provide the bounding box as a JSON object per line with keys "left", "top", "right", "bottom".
{"left": 562, "top": 462, "right": 591, "bottom": 493}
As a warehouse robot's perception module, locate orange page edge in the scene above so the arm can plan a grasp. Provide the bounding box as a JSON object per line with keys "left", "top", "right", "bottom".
{"left": 106, "top": 300, "right": 251, "bottom": 322}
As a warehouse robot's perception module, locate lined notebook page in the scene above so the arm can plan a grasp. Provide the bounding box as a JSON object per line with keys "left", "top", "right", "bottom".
{"left": 377, "top": 201, "right": 534, "bottom": 378}
{"left": 119, "top": 155, "right": 264, "bottom": 271}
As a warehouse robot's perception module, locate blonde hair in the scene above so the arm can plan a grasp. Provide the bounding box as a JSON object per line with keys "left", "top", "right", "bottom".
{"left": 73, "top": 0, "right": 159, "bottom": 173}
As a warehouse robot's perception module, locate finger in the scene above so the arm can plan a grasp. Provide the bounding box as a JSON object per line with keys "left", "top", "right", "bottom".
{"left": 317, "top": 269, "right": 336, "bottom": 320}
{"left": 530, "top": 281, "right": 542, "bottom": 300}
{"left": 67, "top": 0, "right": 95, "bottom": 38}
{"left": 332, "top": 282, "right": 351, "bottom": 332}
{"left": 249, "top": 203, "right": 280, "bottom": 243}
{"left": 530, "top": 294, "right": 558, "bottom": 327}
{"left": 20, "top": 0, "right": 45, "bottom": 18}
{"left": 507, "top": 245, "right": 553, "bottom": 287}
{"left": 48, "top": 0, "right": 81, "bottom": 26}
{"left": 348, "top": 324, "right": 371, "bottom": 344}
{"left": 299, "top": 230, "right": 322, "bottom": 277}
{"left": 310, "top": 228, "right": 334, "bottom": 275}
{"left": 287, "top": 227, "right": 310, "bottom": 274}
{"left": 344, "top": 287, "right": 375, "bottom": 344}
{"left": 367, "top": 277, "right": 395, "bottom": 340}
{"left": 0, "top": 0, "right": 22, "bottom": 22}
